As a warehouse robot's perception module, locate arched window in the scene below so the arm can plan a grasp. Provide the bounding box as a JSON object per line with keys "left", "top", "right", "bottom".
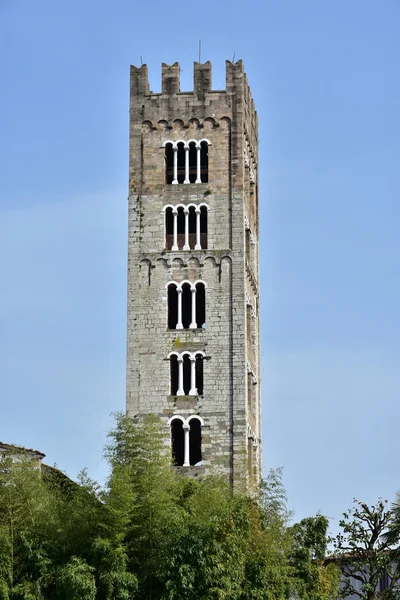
{"left": 195, "top": 354, "right": 204, "bottom": 395}
{"left": 189, "top": 417, "right": 202, "bottom": 465}
{"left": 166, "top": 281, "right": 206, "bottom": 330}
{"left": 165, "top": 207, "right": 174, "bottom": 250}
{"left": 182, "top": 353, "right": 192, "bottom": 395}
{"left": 164, "top": 204, "right": 208, "bottom": 251}
{"left": 195, "top": 282, "right": 206, "bottom": 328}
{"left": 188, "top": 206, "right": 196, "bottom": 249}
{"left": 167, "top": 283, "right": 178, "bottom": 329}
{"left": 168, "top": 352, "right": 205, "bottom": 396}
{"left": 177, "top": 142, "right": 185, "bottom": 184}
{"left": 181, "top": 283, "right": 192, "bottom": 329}
{"left": 177, "top": 206, "right": 185, "bottom": 249}
{"left": 200, "top": 141, "right": 208, "bottom": 183}
{"left": 170, "top": 354, "right": 179, "bottom": 395}
{"left": 188, "top": 142, "right": 197, "bottom": 183}
{"left": 165, "top": 143, "right": 174, "bottom": 184}
{"left": 170, "top": 418, "right": 184, "bottom": 466}
{"left": 164, "top": 140, "right": 210, "bottom": 185}
{"left": 200, "top": 206, "right": 207, "bottom": 249}
{"left": 168, "top": 415, "right": 204, "bottom": 467}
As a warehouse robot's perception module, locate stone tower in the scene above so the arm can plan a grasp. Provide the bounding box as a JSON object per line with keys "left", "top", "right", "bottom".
{"left": 126, "top": 60, "right": 261, "bottom": 487}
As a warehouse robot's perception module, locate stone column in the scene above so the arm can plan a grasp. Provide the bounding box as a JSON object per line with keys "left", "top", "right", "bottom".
{"left": 195, "top": 145, "right": 201, "bottom": 183}
{"left": 190, "top": 287, "right": 197, "bottom": 329}
{"left": 184, "top": 146, "right": 190, "bottom": 184}
{"left": 177, "top": 357, "right": 184, "bottom": 395}
{"left": 195, "top": 207, "right": 201, "bottom": 250}
{"left": 176, "top": 288, "right": 183, "bottom": 329}
{"left": 172, "top": 209, "right": 178, "bottom": 251}
{"left": 189, "top": 357, "right": 197, "bottom": 395}
{"left": 172, "top": 146, "right": 178, "bottom": 184}
{"left": 183, "top": 424, "right": 190, "bottom": 466}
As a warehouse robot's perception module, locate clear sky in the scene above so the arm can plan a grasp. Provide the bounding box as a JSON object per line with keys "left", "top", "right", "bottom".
{"left": 1, "top": 0, "right": 399, "bottom": 533}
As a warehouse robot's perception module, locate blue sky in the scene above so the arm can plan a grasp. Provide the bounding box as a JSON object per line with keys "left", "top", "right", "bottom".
{"left": 1, "top": 0, "right": 400, "bottom": 532}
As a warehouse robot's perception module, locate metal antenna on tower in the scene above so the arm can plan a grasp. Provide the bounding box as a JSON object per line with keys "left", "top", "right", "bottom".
{"left": 140, "top": 56, "right": 143, "bottom": 65}
{"left": 232, "top": 52, "right": 236, "bottom": 63}
{"left": 199, "top": 40, "right": 201, "bottom": 63}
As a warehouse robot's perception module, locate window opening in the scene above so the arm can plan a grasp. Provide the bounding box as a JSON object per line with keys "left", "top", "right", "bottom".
{"left": 168, "top": 284, "right": 178, "bottom": 329}
{"left": 200, "top": 141, "right": 208, "bottom": 183}
{"left": 188, "top": 207, "right": 196, "bottom": 249}
{"left": 165, "top": 144, "right": 174, "bottom": 184}
{"left": 195, "top": 354, "right": 204, "bottom": 395}
{"left": 200, "top": 206, "right": 207, "bottom": 249}
{"left": 181, "top": 283, "right": 192, "bottom": 329}
{"left": 247, "top": 437, "right": 253, "bottom": 482}
{"left": 170, "top": 355, "right": 179, "bottom": 395}
{"left": 183, "top": 355, "right": 191, "bottom": 395}
{"left": 165, "top": 208, "right": 173, "bottom": 250}
{"left": 247, "top": 372, "right": 253, "bottom": 416}
{"left": 189, "top": 142, "right": 197, "bottom": 183}
{"left": 246, "top": 229, "right": 251, "bottom": 262}
{"left": 177, "top": 143, "right": 185, "bottom": 184}
{"left": 171, "top": 419, "right": 184, "bottom": 466}
{"left": 177, "top": 207, "right": 185, "bottom": 250}
{"left": 189, "top": 419, "right": 202, "bottom": 465}
{"left": 247, "top": 305, "right": 252, "bottom": 342}
{"left": 196, "top": 283, "right": 206, "bottom": 328}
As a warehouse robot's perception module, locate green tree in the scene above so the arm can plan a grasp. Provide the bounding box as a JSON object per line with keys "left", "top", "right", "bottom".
{"left": 331, "top": 499, "right": 400, "bottom": 600}
{"left": 0, "top": 453, "right": 57, "bottom": 598}
{"left": 105, "top": 413, "right": 185, "bottom": 599}
{"left": 289, "top": 515, "right": 340, "bottom": 600}
{"left": 55, "top": 557, "right": 96, "bottom": 600}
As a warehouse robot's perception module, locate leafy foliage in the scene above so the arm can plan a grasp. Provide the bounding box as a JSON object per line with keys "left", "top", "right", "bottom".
{"left": 330, "top": 499, "right": 400, "bottom": 600}
{"left": 0, "top": 414, "right": 340, "bottom": 599}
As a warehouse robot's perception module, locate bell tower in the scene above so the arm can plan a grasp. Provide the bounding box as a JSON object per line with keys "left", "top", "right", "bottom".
{"left": 126, "top": 60, "right": 261, "bottom": 487}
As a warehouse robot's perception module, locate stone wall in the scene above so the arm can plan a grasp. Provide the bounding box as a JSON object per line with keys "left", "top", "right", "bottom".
{"left": 126, "top": 60, "right": 261, "bottom": 488}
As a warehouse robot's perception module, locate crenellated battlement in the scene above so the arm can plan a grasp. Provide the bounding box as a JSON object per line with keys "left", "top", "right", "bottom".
{"left": 130, "top": 60, "right": 258, "bottom": 162}
{"left": 130, "top": 60, "right": 255, "bottom": 107}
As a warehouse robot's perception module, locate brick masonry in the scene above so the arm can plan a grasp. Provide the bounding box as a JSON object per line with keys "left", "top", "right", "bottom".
{"left": 126, "top": 60, "right": 261, "bottom": 488}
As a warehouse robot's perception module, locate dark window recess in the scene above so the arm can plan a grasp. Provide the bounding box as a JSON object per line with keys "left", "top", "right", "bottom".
{"left": 165, "top": 144, "right": 174, "bottom": 184}
{"left": 247, "top": 372, "right": 253, "bottom": 414}
{"left": 190, "top": 419, "right": 202, "bottom": 465}
{"left": 247, "top": 437, "right": 253, "bottom": 480}
{"left": 183, "top": 355, "right": 191, "bottom": 395}
{"left": 189, "top": 143, "right": 197, "bottom": 183}
{"left": 182, "top": 284, "right": 192, "bottom": 329}
{"left": 200, "top": 141, "right": 208, "bottom": 183}
{"left": 195, "top": 355, "right": 204, "bottom": 395}
{"left": 246, "top": 229, "right": 251, "bottom": 261}
{"left": 189, "top": 207, "right": 196, "bottom": 249}
{"left": 196, "top": 283, "right": 206, "bottom": 328}
{"left": 200, "top": 206, "right": 208, "bottom": 249}
{"left": 168, "top": 285, "right": 178, "bottom": 329}
{"left": 165, "top": 208, "right": 174, "bottom": 250}
{"left": 177, "top": 207, "right": 185, "bottom": 250}
{"left": 171, "top": 419, "right": 184, "bottom": 466}
{"left": 177, "top": 143, "right": 185, "bottom": 184}
{"left": 247, "top": 305, "right": 252, "bottom": 341}
{"left": 170, "top": 355, "right": 179, "bottom": 395}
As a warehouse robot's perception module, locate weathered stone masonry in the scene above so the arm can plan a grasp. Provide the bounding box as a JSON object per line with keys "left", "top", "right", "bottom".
{"left": 126, "top": 60, "right": 261, "bottom": 487}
